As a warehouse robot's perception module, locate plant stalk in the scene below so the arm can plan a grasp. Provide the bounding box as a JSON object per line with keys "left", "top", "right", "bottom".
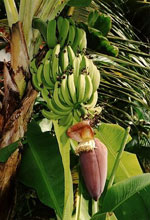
{"left": 107, "top": 126, "right": 130, "bottom": 189}
{"left": 19, "top": 0, "right": 26, "bottom": 21}
{"left": 4, "top": 0, "right": 18, "bottom": 27}
{"left": 92, "top": 200, "right": 98, "bottom": 216}
{"left": 75, "top": 192, "right": 82, "bottom": 220}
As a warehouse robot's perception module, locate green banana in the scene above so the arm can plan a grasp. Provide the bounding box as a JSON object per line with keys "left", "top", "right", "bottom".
{"left": 83, "top": 91, "right": 98, "bottom": 109}
{"left": 41, "top": 74, "right": 53, "bottom": 90}
{"left": 80, "top": 55, "right": 89, "bottom": 73}
{"left": 43, "top": 59, "right": 54, "bottom": 89}
{"left": 67, "top": 45, "right": 75, "bottom": 66}
{"left": 78, "top": 53, "right": 82, "bottom": 62}
{"left": 57, "top": 16, "right": 64, "bottom": 34}
{"left": 77, "top": 73, "right": 86, "bottom": 103}
{"left": 59, "top": 112, "right": 73, "bottom": 126}
{"left": 79, "top": 106, "right": 88, "bottom": 117}
{"left": 73, "top": 56, "right": 81, "bottom": 86}
{"left": 67, "top": 25, "right": 75, "bottom": 46}
{"left": 67, "top": 73, "right": 77, "bottom": 103}
{"left": 68, "top": 17, "right": 75, "bottom": 27}
{"left": 47, "top": 98, "right": 71, "bottom": 116}
{"left": 37, "top": 64, "right": 52, "bottom": 89}
{"left": 59, "top": 46, "right": 69, "bottom": 72}
{"left": 49, "top": 60, "right": 55, "bottom": 84}
{"left": 79, "top": 29, "right": 87, "bottom": 52}
{"left": 59, "top": 18, "right": 70, "bottom": 48}
{"left": 42, "top": 109, "right": 62, "bottom": 120}
{"left": 41, "top": 87, "right": 50, "bottom": 103}
{"left": 53, "top": 81, "right": 73, "bottom": 111}
{"left": 72, "top": 27, "right": 84, "bottom": 53}
{"left": 84, "top": 74, "right": 93, "bottom": 102}
{"left": 37, "top": 64, "right": 43, "bottom": 85}
{"left": 30, "top": 58, "right": 37, "bottom": 75}
{"left": 92, "top": 64, "right": 100, "bottom": 92}
{"left": 60, "top": 75, "right": 74, "bottom": 106}
{"left": 73, "top": 109, "right": 81, "bottom": 122}
{"left": 51, "top": 44, "right": 60, "bottom": 82}
{"left": 32, "top": 73, "right": 41, "bottom": 91}
{"left": 47, "top": 19, "right": 57, "bottom": 48}
{"left": 59, "top": 85, "right": 66, "bottom": 104}
{"left": 44, "top": 49, "right": 53, "bottom": 61}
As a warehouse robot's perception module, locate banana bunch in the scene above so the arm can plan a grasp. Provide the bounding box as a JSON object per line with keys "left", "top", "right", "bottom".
{"left": 30, "top": 43, "right": 101, "bottom": 126}
{"left": 30, "top": 16, "right": 101, "bottom": 127}
{"left": 47, "top": 16, "right": 87, "bottom": 53}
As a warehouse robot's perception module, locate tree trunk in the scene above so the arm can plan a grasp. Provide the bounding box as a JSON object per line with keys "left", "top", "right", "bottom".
{"left": 0, "top": 22, "right": 37, "bottom": 220}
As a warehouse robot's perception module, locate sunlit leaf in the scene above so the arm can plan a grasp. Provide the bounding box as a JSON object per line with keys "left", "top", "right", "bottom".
{"left": 102, "top": 174, "right": 150, "bottom": 212}
{"left": 95, "top": 123, "right": 142, "bottom": 182}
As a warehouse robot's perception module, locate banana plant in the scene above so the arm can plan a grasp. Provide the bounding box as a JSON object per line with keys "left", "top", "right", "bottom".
{"left": 0, "top": 0, "right": 71, "bottom": 219}
{"left": 0, "top": 0, "right": 150, "bottom": 219}
{"left": 0, "top": 0, "right": 95, "bottom": 219}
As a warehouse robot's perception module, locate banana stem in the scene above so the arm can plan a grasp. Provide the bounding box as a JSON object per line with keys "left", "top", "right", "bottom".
{"left": 75, "top": 191, "right": 82, "bottom": 220}
{"left": 67, "top": 7, "right": 75, "bottom": 16}
{"left": 92, "top": 200, "right": 98, "bottom": 216}
{"left": 4, "top": 0, "right": 18, "bottom": 27}
{"left": 56, "top": 215, "right": 61, "bottom": 220}
{"left": 19, "top": 0, "right": 26, "bottom": 21}
{"left": 21, "top": 0, "right": 35, "bottom": 51}
{"left": 107, "top": 126, "right": 130, "bottom": 189}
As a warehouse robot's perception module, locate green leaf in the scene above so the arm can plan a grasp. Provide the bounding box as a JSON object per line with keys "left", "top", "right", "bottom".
{"left": 18, "top": 120, "right": 64, "bottom": 218}
{"left": 91, "top": 212, "right": 117, "bottom": 220}
{"left": 94, "top": 125, "right": 150, "bottom": 219}
{"left": 67, "top": 0, "right": 92, "bottom": 7}
{"left": 102, "top": 174, "right": 150, "bottom": 212}
{"left": 114, "top": 183, "right": 150, "bottom": 220}
{"left": 0, "top": 140, "right": 19, "bottom": 162}
{"left": 53, "top": 121, "right": 73, "bottom": 220}
{"left": 95, "top": 123, "right": 142, "bottom": 182}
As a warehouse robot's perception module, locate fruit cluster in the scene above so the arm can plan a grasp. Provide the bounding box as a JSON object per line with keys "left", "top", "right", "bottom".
{"left": 80, "top": 10, "right": 119, "bottom": 57}
{"left": 30, "top": 16, "right": 101, "bottom": 126}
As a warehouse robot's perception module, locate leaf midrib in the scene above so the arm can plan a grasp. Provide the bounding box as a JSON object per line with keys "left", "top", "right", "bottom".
{"left": 104, "top": 174, "right": 150, "bottom": 212}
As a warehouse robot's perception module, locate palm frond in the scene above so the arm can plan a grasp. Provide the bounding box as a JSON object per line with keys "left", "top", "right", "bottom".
{"left": 74, "top": 0, "right": 150, "bottom": 133}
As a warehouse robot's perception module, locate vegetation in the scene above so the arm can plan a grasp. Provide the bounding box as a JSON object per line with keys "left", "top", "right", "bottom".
{"left": 0, "top": 0, "right": 150, "bottom": 219}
